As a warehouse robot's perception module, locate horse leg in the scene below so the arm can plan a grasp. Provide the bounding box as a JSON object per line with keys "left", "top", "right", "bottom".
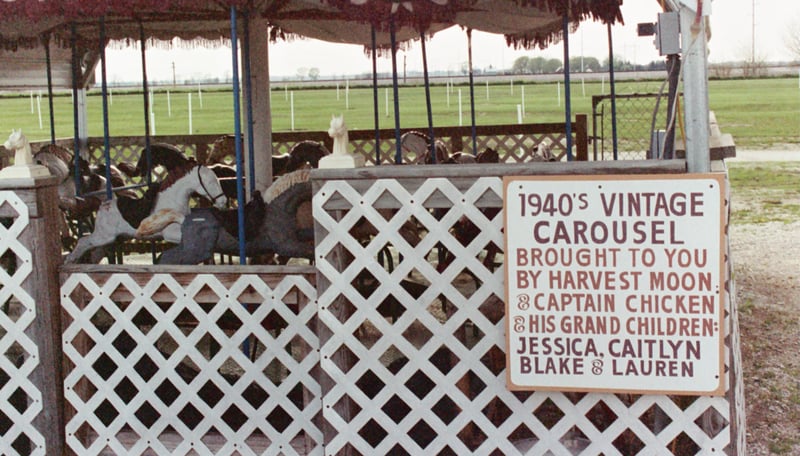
{"left": 66, "top": 230, "right": 117, "bottom": 263}
{"left": 160, "top": 222, "right": 184, "bottom": 244}
{"left": 64, "top": 202, "right": 133, "bottom": 263}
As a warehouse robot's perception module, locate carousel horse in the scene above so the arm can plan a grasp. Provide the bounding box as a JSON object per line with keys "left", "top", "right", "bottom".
{"left": 116, "top": 142, "right": 193, "bottom": 178}
{"left": 34, "top": 144, "right": 135, "bottom": 250}
{"left": 401, "top": 130, "right": 449, "bottom": 164}
{"left": 152, "top": 169, "right": 315, "bottom": 264}
{"left": 64, "top": 159, "right": 227, "bottom": 263}
{"left": 207, "top": 134, "right": 330, "bottom": 178}
{"left": 273, "top": 140, "right": 330, "bottom": 175}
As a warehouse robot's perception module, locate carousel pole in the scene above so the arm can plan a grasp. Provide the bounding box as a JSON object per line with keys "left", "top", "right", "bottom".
{"left": 607, "top": 23, "right": 619, "bottom": 160}
{"left": 43, "top": 33, "right": 56, "bottom": 144}
{"left": 371, "top": 25, "right": 381, "bottom": 165}
{"left": 139, "top": 24, "right": 153, "bottom": 187}
{"left": 70, "top": 24, "right": 82, "bottom": 195}
{"left": 389, "top": 16, "right": 403, "bottom": 164}
{"left": 467, "top": 29, "right": 477, "bottom": 155}
{"left": 229, "top": 6, "right": 246, "bottom": 262}
{"left": 561, "top": 13, "right": 574, "bottom": 161}
{"left": 139, "top": 23, "right": 158, "bottom": 263}
{"left": 421, "top": 32, "right": 437, "bottom": 162}
{"left": 242, "top": 12, "right": 256, "bottom": 196}
{"left": 99, "top": 16, "right": 113, "bottom": 200}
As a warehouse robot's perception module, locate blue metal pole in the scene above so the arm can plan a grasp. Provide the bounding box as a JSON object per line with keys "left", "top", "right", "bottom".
{"left": 230, "top": 6, "right": 246, "bottom": 263}
{"left": 43, "top": 34, "right": 56, "bottom": 145}
{"left": 242, "top": 13, "right": 256, "bottom": 196}
{"left": 390, "top": 17, "right": 402, "bottom": 164}
{"left": 70, "top": 23, "right": 82, "bottom": 196}
{"left": 99, "top": 17, "right": 113, "bottom": 200}
{"left": 467, "top": 29, "right": 477, "bottom": 155}
{"left": 562, "top": 14, "right": 574, "bottom": 161}
{"left": 421, "top": 32, "right": 437, "bottom": 162}
{"left": 372, "top": 26, "right": 381, "bottom": 165}
{"left": 140, "top": 24, "right": 153, "bottom": 187}
{"left": 139, "top": 23, "right": 158, "bottom": 263}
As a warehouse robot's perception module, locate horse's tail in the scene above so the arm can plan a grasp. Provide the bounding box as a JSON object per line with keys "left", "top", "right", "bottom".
{"left": 135, "top": 208, "right": 184, "bottom": 238}
{"left": 261, "top": 168, "right": 311, "bottom": 204}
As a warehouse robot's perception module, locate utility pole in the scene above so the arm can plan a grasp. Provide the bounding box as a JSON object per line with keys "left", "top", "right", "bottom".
{"left": 751, "top": 0, "right": 755, "bottom": 63}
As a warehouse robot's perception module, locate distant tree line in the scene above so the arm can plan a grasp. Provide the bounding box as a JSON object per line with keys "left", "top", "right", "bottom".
{"left": 510, "top": 55, "right": 668, "bottom": 74}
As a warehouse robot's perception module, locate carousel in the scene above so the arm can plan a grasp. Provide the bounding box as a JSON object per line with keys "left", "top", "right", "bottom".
{"left": 0, "top": 1, "right": 744, "bottom": 455}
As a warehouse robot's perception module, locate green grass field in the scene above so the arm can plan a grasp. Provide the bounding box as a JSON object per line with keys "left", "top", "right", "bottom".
{"left": 2, "top": 76, "right": 798, "bottom": 148}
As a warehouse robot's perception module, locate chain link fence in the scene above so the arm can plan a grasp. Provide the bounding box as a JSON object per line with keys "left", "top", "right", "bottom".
{"left": 592, "top": 92, "right": 679, "bottom": 161}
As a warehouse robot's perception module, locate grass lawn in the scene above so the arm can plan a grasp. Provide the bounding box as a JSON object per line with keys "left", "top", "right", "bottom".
{"left": 1, "top": 76, "right": 798, "bottom": 149}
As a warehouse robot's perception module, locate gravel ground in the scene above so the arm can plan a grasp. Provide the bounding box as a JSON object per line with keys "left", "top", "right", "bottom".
{"left": 727, "top": 154, "right": 800, "bottom": 455}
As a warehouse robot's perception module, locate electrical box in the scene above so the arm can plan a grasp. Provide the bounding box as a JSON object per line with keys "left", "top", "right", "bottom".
{"left": 656, "top": 12, "right": 680, "bottom": 55}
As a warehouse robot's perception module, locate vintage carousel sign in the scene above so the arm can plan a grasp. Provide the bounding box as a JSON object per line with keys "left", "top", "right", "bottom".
{"left": 503, "top": 173, "right": 727, "bottom": 395}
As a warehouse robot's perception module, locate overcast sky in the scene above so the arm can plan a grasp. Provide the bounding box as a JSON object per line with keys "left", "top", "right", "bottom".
{"left": 105, "top": 0, "right": 797, "bottom": 83}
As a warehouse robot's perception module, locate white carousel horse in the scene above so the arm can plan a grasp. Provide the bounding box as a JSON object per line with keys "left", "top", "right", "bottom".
{"left": 1, "top": 130, "right": 50, "bottom": 178}
{"left": 318, "top": 115, "right": 364, "bottom": 168}
{"left": 64, "top": 160, "right": 227, "bottom": 263}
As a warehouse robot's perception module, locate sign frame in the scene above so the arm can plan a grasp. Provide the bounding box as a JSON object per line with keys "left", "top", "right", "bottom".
{"left": 503, "top": 173, "right": 727, "bottom": 396}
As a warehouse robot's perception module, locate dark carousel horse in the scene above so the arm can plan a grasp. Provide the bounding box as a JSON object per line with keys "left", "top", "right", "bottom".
{"left": 207, "top": 135, "right": 330, "bottom": 177}
{"left": 155, "top": 169, "right": 314, "bottom": 265}
{"left": 116, "top": 142, "right": 193, "bottom": 178}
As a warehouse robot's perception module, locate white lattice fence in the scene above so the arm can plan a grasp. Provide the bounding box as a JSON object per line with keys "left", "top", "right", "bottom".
{"left": 0, "top": 191, "right": 46, "bottom": 456}
{"left": 60, "top": 266, "right": 322, "bottom": 455}
{"left": 312, "top": 165, "right": 741, "bottom": 455}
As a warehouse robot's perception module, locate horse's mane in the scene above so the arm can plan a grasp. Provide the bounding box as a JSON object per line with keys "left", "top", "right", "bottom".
{"left": 261, "top": 168, "right": 310, "bottom": 204}
{"left": 36, "top": 143, "right": 73, "bottom": 164}
{"left": 159, "top": 159, "right": 198, "bottom": 191}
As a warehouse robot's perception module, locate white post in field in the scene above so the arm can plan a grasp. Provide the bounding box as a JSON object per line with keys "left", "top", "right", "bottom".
{"left": 37, "top": 95, "right": 42, "bottom": 129}
{"left": 30, "top": 90, "right": 34, "bottom": 113}
{"left": 458, "top": 89, "right": 463, "bottom": 126}
{"left": 557, "top": 81, "right": 561, "bottom": 107}
{"left": 290, "top": 91, "right": 295, "bottom": 131}
{"left": 188, "top": 93, "right": 193, "bottom": 134}
{"left": 516, "top": 104, "right": 523, "bottom": 124}
{"left": 167, "top": 90, "right": 172, "bottom": 117}
{"left": 486, "top": 80, "right": 490, "bottom": 100}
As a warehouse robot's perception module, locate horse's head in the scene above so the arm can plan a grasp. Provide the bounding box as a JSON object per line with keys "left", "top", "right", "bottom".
{"left": 195, "top": 164, "right": 228, "bottom": 209}
{"left": 328, "top": 115, "right": 347, "bottom": 139}
{"left": 4, "top": 129, "right": 27, "bottom": 151}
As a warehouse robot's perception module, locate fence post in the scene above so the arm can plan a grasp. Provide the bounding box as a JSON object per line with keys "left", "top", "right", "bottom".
{"left": 0, "top": 176, "right": 66, "bottom": 455}
{"left": 574, "top": 114, "right": 588, "bottom": 161}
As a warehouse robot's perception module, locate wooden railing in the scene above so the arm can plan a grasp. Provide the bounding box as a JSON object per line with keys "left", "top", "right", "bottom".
{"left": 22, "top": 116, "right": 589, "bottom": 169}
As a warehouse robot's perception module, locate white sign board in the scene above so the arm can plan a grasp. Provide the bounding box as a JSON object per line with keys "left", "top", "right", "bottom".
{"left": 503, "top": 174, "right": 726, "bottom": 395}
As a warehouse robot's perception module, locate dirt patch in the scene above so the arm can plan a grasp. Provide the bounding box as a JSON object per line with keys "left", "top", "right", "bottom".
{"left": 729, "top": 160, "right": 800, "bottom": 455}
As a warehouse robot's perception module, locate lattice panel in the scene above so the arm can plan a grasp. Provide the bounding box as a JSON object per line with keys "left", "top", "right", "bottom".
{"left": 60, "top": 270, "right": 322, "bottom": 455}
{"left": 313, "top": 176, "right": 737, "bottom": 455}
{"left": 352, "top": 134, "right": 570, "bottom": 165}
{"left": 0, "top": 191, "right": 46, "bottom": 456}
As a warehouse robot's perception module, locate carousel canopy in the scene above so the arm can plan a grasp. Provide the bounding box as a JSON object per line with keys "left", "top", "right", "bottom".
{"left": 0, "top": 0, "right": 623, "bottom": 89}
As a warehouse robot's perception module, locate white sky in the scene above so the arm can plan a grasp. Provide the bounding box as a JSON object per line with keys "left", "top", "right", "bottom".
{"left": 105, "top": 0, "right": 798, "bottom": 83}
